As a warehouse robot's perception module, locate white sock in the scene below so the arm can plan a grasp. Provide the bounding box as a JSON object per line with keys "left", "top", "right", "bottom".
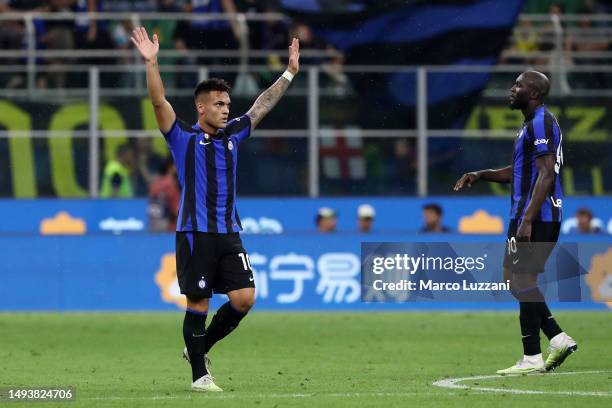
{"left": 550, "top": 332, "right": 566, "bottom": 346}
{"left": 524, "top": 353, "right": 543, "bottom": 363}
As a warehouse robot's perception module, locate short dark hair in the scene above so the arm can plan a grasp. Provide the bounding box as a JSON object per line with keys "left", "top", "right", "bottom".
{"left": 423, "top": 203, "right": 443, "bottom": 216}
{"left": 194, "top": 78, "right": 231, "bottom": 100}
{"left": 576, "top": 207, "right": 592, "bottom": 218}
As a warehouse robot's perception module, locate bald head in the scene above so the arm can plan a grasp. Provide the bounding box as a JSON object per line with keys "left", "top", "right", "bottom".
{"left": 509, "top": 70, "right": 551, "bottom": 110}
{"left": 521, "top": 70, "right": 550, "bottom": 99}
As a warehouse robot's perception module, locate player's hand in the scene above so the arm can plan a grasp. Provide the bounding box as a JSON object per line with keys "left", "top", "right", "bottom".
{"left": 516, "top": 219, "right": 532, "bottom": 241}
{"left": 453, "top": 172, "right": 480, "bottom": 191}
{"left": 287, "top": 38, "right": 300, "bottom": 75}
{"left": 131, "top": 26, "right": 159, "bottom": 62}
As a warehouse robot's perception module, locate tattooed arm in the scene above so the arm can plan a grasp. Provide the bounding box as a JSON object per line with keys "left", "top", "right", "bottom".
{"left": 247, "top": 38, "right": 300, "bottom": 130}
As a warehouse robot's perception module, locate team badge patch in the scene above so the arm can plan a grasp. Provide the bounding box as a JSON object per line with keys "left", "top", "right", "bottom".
{"left": 228, "top": 141, "right": 234, "bottom": 150}
{"left": 198, "top": 278, "right": 206, "bottom": 289}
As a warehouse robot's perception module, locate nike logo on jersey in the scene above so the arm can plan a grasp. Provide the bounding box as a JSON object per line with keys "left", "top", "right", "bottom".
{"left": 513, "top": 259, "right": 520, "bottom": 265}
{"left": 199, "top": 140, "right": 211, "bottom": 146}
{"left": 249, "top": 275, "right": 254, "bottom": 282}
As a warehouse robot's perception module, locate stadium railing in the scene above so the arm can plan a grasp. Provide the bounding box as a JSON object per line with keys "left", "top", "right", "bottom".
{"left": 0, "top": 64, "right": 610, "bottom": 199}
{"left": 0, "top": 12, "right": 610, "bottom": 198}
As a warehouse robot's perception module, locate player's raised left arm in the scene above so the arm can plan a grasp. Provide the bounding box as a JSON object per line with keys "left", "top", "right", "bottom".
{"left": 246, "top": 38, "right": 300, "bottom": 130}
{"left": 516, "top": 155, "right": 556, "bottom": 239}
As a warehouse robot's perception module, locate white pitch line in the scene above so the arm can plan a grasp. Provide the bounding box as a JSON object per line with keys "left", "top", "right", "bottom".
{"left": 432, "top": 370, "right": 612, "bottom": 397}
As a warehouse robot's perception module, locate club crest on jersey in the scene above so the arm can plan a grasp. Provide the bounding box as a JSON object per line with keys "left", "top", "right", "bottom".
{"left": 228, "top": 140, "right": 234, "bottom": 150}
{"left": 198, "top": 278, "right": 206, "bottom": 289}
{"left": 204, "top": 133, "right": 210, "bottom": 140}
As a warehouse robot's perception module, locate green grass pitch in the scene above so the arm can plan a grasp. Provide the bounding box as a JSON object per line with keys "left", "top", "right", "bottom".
{"left": 1, "top": 311, "right": 610, "bottom": 407}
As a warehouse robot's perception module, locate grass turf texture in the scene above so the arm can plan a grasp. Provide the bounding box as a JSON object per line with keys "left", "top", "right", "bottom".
{"left": 0, "top": 312, "right": 610, "bottom": 407}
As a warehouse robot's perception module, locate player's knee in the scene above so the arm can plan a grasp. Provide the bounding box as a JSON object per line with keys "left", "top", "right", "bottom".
{"left": 186, "top": 295, "right": 209, "bottom": 312}
{"left": 513, "top": 274, "right": 537, "bottom": 290}
{"left": 510, "top": 274, "right": 539, "bottom": 301}
{"left": 231, "top": 296, "right": 255, "bottom": 314}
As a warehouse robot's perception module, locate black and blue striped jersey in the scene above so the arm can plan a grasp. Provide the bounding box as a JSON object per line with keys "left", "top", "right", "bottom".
{"left": 163, "top": 115, "right": 251, "bottom": 233}
{"left": 510, "top": 105, "right": 563, "bottom": 222}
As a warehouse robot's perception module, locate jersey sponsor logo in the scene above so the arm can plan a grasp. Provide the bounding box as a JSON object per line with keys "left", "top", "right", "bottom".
{"left": 550, "top": 197, "right": 563, "bottom": 208}
{"left": 534, "top": 138, "right": 549, "bottom": 146}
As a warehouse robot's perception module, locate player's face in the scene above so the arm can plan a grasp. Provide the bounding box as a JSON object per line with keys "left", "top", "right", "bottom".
{"left": 509, "top": 75, "right": 530, "bottom": 109}
{"left": 196, "top": 91, "right": 231, "bottom": 130}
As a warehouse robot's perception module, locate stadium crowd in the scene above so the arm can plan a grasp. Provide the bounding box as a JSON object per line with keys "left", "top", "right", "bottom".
{"left": 0, "top": 0, "right": 610, "bottom": 226}
{"left": 0, "top": 0, "right": 347, "bottom": 89}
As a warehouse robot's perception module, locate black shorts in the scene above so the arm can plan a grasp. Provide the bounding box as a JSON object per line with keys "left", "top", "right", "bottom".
{"left": 503, "top": 219, "right": 560, "bottom": 274}
{"left": 176, "top": 232, "right": 254, "bottom": 298}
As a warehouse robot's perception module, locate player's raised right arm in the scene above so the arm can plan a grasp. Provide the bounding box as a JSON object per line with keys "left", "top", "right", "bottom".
{"left": 454, "top": 165, "right": 512, "bottom": 191}
{"left": 131, "top": 27, "right": 176, "bottom": 133}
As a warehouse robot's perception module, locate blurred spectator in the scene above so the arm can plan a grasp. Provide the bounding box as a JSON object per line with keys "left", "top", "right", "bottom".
{"left": 71, "top": 0, "right": 118, "bottom": 87}
{"left": 502, "top": 19, "right": 547, "bottom": 66}
{"left": 2, "top": 0, "right": 46, "bottom": 11}
{"left": 420, "top": 203, "right": 451, "bottom": 233}
{"left": 37, "top": 0, "right": 76, "bottom": 89}
{"left": 388, "top": 139, "right": 416, "bottom": 193}
{"left": 172, "top": 0, "right": 241, "bottom": 86}
{"left": 174, "top": 0, "right": 240, "bottom": 65}
{"left": 316, "top": 207, "right": 337, "bottom": 233}
{"left": 565, "top": 15, "right": 611, "bottom": 88}
{"left": 0, "top": 4, "right": 26, "bottom": 88}
{"left": 236, "top": 0, "right": 286, "bottom": 50}
{"left": 584, "top": 0, "right": 612, "bottom": 17}
{"left": 569, "top": 208, "right": 605, "bottom": 234}
{"left": 513, "top": 19, "right": 538, "bottom": 54}
{"left": 289, "top": 22, "right": 348, "bottom": 92}
{"left": 522, "top": 0, "right": 586, "bottom": 14}
{"left": 73, "top": 0, "right": 107, "bottom": 49}
{"left": 146, "top": 0, "right": 184, "bottom": 87}
{"left": 357, "top": 204, "right": 375, "bottom": 233}
{"left": 134, "top": 138, "right": 165, "bottom": 196}
{"left": 148, "top": 158, "right": 180, "bottom": 232}
{"left": 100, "top": 144, "right": 135, "bottom": 198}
